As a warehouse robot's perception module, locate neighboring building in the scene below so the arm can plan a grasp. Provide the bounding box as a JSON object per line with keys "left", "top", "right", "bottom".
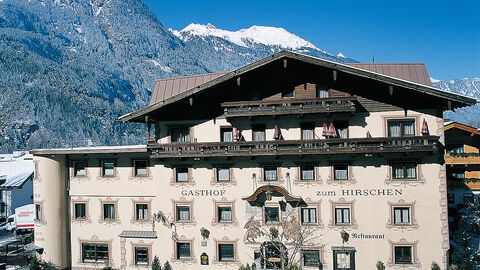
{"left": 32, "top": 51, "right": 477, "bottom": 270}
{"left": 0, "top": 151, "right": 34, "bottom": 221}
{"left": 445, "top": 122, "right": 480, "bottom": 208}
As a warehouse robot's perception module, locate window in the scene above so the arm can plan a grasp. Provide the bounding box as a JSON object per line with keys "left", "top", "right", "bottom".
{"left": 134, "top": 160, "right": 148, "bottom": 177}
{"left": 334, "top": 207, "right": 350, "bottom": 225}
{"left": 301, "top": 208, "right": 317, "bottom": 225}
{"left": 73, "top": 161, "right": 86, "bottom": 177}
{"left": 217, "top": 167, "right": 230, "bottom": 182}
{"left": 176, "top": 168, "right": 189, "bottom": 182}
{"left": 103, "top": 203, "right": 115, "bottom": 220}
{"left": 282, "top": 88, "right": 294, "bottom": 98}
{"left": 176, "top": 205, "right": 190, "bottom": 222}
{"left": 176, "top": 242, "right": 191, "bottom": 259}
{"left": 265, "top": 207, "right": 280, "bottom": 224}
{"left": 135, "top": 247, "right": 149, "bottom": 265}
{"left": 35, "top": 204, "right": 41, "bottom": 221}
{"left": 221, "top": 127, "right": 233, "bottom": 142}
{"left": 252, "top": 125, "right": 265, "bottom": 141}
{"left": 301, "top": 123, "right": 314, "bottom": 140}
{"left": 74, "top": 203, "right": 86, "bottom": 220}
{"left": 447, "top": 193, "right": 455, "bottom": 204}
{"left": 218, "top": 243, "right": 235, "bottom": 262}
{"left": 335, "top": 122, "right": 348, "bottom": 139}
{"left": 102, "top": 160, "right": 115, "bottom": 177}
{"left": 316, "top": 85, "right": 329, "bottom": 98}
{"left": 464, "top": 193, "right": 474, "bottom": 205}
{"left": 136, "top": 204, "right": 148, "bottom": 221}
{"left": 392, "top": 162, "right": 416, "bottom": 179}
{"left": 303, "top": 250, "right": 321, "bottom": 266}
{"left": 451, "top": 170, "right": 465, "bottom": 179}
{"left": 447, "top": 145, "right": 464, "bottom": 154}
{"left": 333, "top": 164, "right": 348, "bottom": 180}
{"left": 218, "top": 206, "right": 232, "bottom": 222}
{"left": 393, "top": 207, "right": 410, "bottom": 225}
{"left": 82, "top": 243, "right": 109, "bottom": 263}
{"left": 394, "top": 246, "right": 412, "bottom": 264}
{"left": 171, "top": 127, "right": 190, "bottom": 143}
{"left": 264, "top": 166, "right": 278, "bottom": 182}
{"left": 300, "top": 165, "right": 315, "bottom": 181}
{"left": 388, "top": 119, "right": 415, "bottom": 137}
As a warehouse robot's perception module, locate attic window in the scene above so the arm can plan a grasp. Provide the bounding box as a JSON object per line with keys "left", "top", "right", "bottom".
{"left": 282, "top": 88, "right": 294, "bottom": 98}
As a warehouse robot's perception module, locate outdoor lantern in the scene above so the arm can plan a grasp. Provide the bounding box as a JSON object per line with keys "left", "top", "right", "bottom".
{"left": 340, "top": 229, "right": 349, "bottom": 243}
{"left": 265, "top": 189, "right": 273, "bottom": 201}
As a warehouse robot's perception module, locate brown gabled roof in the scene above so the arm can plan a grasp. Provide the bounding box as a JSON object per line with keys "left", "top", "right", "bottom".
{"left": 119, "top": 51, "right": 477, "bottom": 123}
{"left": 149, "top": 72, "right": 228, "bottom": 106}
{"left": 347, "top": 63, "right": 433, "bottom": 87}
{"left": 445, "top": 122, "right": 480, "bottom": 136}
{"left": 148, "top": 63, "right": 433, "bottom": 107}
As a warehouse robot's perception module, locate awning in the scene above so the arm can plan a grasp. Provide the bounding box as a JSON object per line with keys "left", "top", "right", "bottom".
{"left": 118, "top": 231, "right": 157, "bottom": 239}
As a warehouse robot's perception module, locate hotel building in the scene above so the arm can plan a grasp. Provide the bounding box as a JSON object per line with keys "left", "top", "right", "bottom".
{"left": 31, "top": 51, "right": 477, "bottom": 270}
{"left": 445, "top": 122, "right": 480, "bottom": 208}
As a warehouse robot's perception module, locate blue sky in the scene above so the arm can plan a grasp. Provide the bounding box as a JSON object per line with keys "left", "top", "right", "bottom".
{"left": 142, "top": 0, "right": 479, "bottom": 80}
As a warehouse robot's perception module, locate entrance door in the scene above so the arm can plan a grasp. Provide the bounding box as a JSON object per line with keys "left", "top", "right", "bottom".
{"left": 333, "top": 249, "right": 355, "bottom": 270}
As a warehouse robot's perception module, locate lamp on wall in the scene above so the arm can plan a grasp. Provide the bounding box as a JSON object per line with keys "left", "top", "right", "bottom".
{"left": 265, "top": 188, "right": 273, "bottom": 201}
{"left": 340, "top": 229, "right": 349, "bottom": 244}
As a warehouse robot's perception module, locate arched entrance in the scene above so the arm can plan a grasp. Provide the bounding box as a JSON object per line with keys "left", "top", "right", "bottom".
{"left": 258, "top": 241, "right": 288, "bottom": 269}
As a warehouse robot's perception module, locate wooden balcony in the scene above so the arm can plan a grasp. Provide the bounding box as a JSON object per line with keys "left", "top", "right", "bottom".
{"left": 149, "top": 136, "right": 439, "bottom": 159}
{"left": 221, "top": 97, "right": 356, "bottom": 118}
{"left": 445, "top": 153, "right": 480, "bottom": 165}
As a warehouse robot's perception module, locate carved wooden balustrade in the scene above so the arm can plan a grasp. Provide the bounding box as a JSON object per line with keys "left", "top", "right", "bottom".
{"left": 149, "top": 136, "right": 439, "bottom": 158}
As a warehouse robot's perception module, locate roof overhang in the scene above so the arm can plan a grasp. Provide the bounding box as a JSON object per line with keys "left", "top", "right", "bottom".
{"left": 445, "top": 122, "right": 480, "bottom": 137}
{"left": 119, "top": 51, "right": 478, "bottom": 123}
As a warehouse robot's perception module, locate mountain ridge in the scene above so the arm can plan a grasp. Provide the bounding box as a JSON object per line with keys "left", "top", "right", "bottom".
{"left": 0, "top": 0, "right": 477, "bottom": 153}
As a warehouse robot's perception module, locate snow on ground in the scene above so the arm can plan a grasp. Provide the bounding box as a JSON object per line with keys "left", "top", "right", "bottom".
{"left": 174, "top": 23, "right": 319, "bottom": 50}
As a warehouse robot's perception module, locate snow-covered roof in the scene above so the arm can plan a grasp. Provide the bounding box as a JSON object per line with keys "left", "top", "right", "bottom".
{"left": 0, "top": 152, "right": 34, "bottom": 189}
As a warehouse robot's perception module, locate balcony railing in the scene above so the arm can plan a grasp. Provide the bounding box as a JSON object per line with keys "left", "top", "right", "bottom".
{"left": 221, "top": 97, "right": 356, "bottom": 118}
{"left": 149, "top": 136, "right": 439, "bottom": 158}
{"left": 445, "top": 153, "right": 480, "bottom": 165}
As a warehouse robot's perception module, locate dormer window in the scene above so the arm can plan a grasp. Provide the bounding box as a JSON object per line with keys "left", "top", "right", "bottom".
{"left": 252, "top": 125, "right": 265, "bottom": 141}
{"left": 282, "top": 88, "right": 294, "bottom": 98}
{"left": 171, "top": 127, "right": 191, "bottom": 143}
{"left": 316, "top": 85, "right": 329, "bottom": 98}
{"left": 220, "top": 127, "right": 233, "bottom": 142}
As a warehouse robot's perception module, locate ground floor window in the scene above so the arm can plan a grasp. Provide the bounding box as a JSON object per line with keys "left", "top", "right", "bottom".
{"left": 176, "top": 242, "right": 191, "bottom": 260}
{"left": 134, "top": 247, "right": 149, "bottom": 265}
{"left": 82, "top": 243, "right": 108, "bottom": 263}
{"left": 303, "top": 249, "right": 321, "bottom": 266}
{"left": 218, "top": 243, "right": 235, "bottom": 262}
{"left": 394, "top": 246, "right": 412, "bottom": 264}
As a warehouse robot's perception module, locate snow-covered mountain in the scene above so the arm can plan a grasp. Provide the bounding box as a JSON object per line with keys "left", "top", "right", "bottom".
{"left": 173, "top": 23, "right": 318, "bottom": 50}
{"left": 433, "top": 78, "right": 480, "bottom": 127}
{"left": 0, "top": 0, "right": 356, "bottom": 153}
{"left": 171, "top": 23, "right": 356, "bottom": 64}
